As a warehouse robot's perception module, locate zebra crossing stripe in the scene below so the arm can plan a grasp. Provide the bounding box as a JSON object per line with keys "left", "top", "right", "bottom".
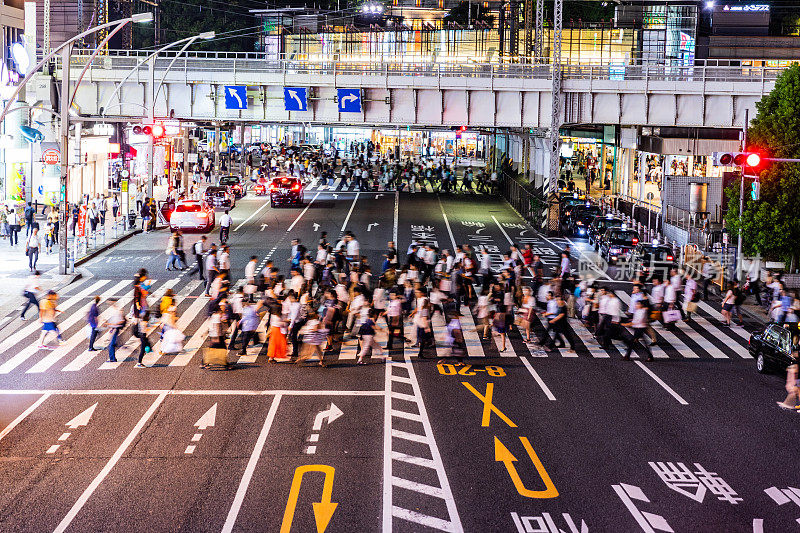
{"left": 0, "top": 280, "right": 112, "bottom": 374}
{"left": 62, "top": 292, "right": 136, "bottom": 371}
{"left": 25, "top": 280, "right": 131, "bottom": 374}
{"left": 696, "top": 300, "right": 752, "bottom": 344}
{"left": 457, "top": 305, "right": 486, "bottom": 358}
{"left": 567, "top": 318, "right": 610, "bottom": 358}
{"left": 530, "top": 311, "right": 569, "bottom": 357}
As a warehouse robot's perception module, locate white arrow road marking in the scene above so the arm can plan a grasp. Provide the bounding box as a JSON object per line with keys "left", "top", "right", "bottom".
{"left": 67, "top": 403, "right": 98, "bottom": 429}
{"left": 312, "top": 403, "right": 344, "bottom": 431}
{"left": 260, "top": 224, "right": 268, "bottom": 231}
{"left": 367, "top": 222, "right": 379, "bottom": 232}
{"left": 228, "top": 87, "right": 243, "bottom": 108}
{"left": 47, "top": 402, "right": 98, "bottom": 454}
{"left": 287, "top": 89, "right": 304, "bottom": 109}
{"left": 313, "top": 223, "right": 320, "bottom": 232}
{"left": 195, "top": 403, "right": 218, "bottom": 430}
{"left": 332, "top": 193, "right": 338, "bottom": 199}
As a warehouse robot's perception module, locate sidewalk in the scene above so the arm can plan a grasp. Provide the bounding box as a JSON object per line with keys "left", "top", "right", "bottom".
{"left": 0, "top": 215, "right": 141, "bottom": 319}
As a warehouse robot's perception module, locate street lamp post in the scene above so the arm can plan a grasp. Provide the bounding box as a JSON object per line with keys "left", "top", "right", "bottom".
{"left": 0, "top": 12, "right": 153, "bottom": 275}
{"left": 99, "top": 32, "right": 214, "bottom": 199}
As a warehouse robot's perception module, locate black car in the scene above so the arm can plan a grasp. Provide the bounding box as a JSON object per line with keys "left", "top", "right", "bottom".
{"left": 599, "top": 228, "right": 640, "bottom": 264}
{"left": 203, "top": 186, "right": 236, "bottom": 209}
{"left": 560, "top": 199, "right": 592, "bottom": 233}
{"left": 570, "top": 205, "right": 603, "bottom": 237}
{"left": 630, "top": 243, "right": 676, "bottom": 280}
{"left": 270, "top": 176, "right": 303, "bottom": 207}
{"left": 587, "top": 216, "right": 625, "bottom": 248}
{"left": 750, "top": 323, "right": 794, "bottom": 373}
{"left": 218, "top": 175, "right": 245, "bottom": 199}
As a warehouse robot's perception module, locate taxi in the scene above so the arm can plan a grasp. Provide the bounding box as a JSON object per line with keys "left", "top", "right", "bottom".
{"left": 587, "top": 215, "right": 625, "bottom": 248}
{"left": 598, "top": 228, "right": 640, "bottom": 265}
{"left": 169, "top": 199, "right": 215, "bottom": 233}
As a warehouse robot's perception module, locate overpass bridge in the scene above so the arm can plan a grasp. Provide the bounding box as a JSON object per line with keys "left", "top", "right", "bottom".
{"left": 56, "top": 51, "right": 781, "bottom": 130}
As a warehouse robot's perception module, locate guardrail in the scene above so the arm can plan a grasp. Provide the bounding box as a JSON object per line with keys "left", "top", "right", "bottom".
{"left": 51, "top": 51, "right": 786, "bottom": 84}
{"left": 500, "top": 174, "right": 547, "bottom": 229}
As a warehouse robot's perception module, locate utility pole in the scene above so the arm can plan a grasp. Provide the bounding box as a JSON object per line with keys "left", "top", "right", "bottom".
{"left": 548, "top": 0, "right": 563, "bottom": 195}
{"left": 59, "top": 45, "right": 72, "bottom": 275}
{"left": 524, "top": 0, "right": 533, "bottom": 59}
{"left": 736, "top": 108, "right": 748, "bottom": 282}
{"left": 154, "top": 0, "right": 161, "bottom": 46}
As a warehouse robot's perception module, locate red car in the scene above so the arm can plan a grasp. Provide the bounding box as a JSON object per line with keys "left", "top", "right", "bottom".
{"left": 253, "top": 179, "right": 268, "bottom": 196}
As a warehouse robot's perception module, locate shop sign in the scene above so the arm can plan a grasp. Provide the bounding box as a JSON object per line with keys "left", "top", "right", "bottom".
{"left": 121, "top": 180, "right": 128, "bottom": 192}
{"left": 42, "top": 148, "right": 60, "bottom": 165}
{"left": 77, "top": 205, "right": 87, "bottom": 238}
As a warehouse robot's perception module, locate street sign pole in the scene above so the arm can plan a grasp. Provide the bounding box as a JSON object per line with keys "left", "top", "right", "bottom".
{"left": 736, "top": 108, "right": 748, "bottom": 283}
{"left": 58, "top": 44, "right": 72, "bottom": 275}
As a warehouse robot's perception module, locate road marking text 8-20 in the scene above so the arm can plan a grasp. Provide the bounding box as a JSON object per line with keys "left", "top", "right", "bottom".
{"left": 437, "top": 364, "right": 505, "bottom": 377}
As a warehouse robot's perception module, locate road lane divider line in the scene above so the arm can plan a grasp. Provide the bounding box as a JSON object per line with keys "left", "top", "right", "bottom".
{"left": 222, "top": 394, "right": 282, "bottom": 533}
{"left": 519, "top": 357, "right": 557, "bottom": 401}
{"left": 0, "top": 389, "right": 385, "bottom": 396}
{"left": 286, "top": 191, "right": 321, "bottom": 233}
{"left": 491, "top": 215, "right": 514, "bottom": 245}
{"left": 393, "top": 190, "right": 399, "bottom": 244}
{"left": 437, "top": 195, "right": 458, "bottom": 251}
{"left": 634, "top": 361, "right": 688, "bottom": 405}
{"left": 53, "top": 392, "right": 168, "bottom": 533}
{"left": 339, "top": 191, "right": 360, "bottom": 234}
{"left": 0, "top": 393, "right": 52, "bottom": 443}
{"left": 233, "top": 201, "right": 269, "bottom": 232}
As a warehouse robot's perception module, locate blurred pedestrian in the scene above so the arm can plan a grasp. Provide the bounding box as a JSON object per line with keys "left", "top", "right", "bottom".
{"left": 777, "top": 351, "right": 799, "bottom": 410}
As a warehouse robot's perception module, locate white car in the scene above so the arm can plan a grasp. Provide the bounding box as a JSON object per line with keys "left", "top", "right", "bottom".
{"left": 169, "top": 199, "right": 215, "bottom": 233}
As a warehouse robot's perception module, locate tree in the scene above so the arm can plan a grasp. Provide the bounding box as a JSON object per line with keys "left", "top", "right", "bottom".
{"left": 133, "top": 0, "right": 257, "bottom": 52}
{"left": 443, "top": 1, "right": 495, "bottom": 27}
{"left": 725, "top": 64, "right": 800, "bottom": 269}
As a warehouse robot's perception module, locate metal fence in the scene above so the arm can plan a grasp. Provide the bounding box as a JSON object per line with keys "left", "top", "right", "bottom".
{"left": 499, "top": 175, "right": 547, "bottom": 230}
{"left": 53, "top": 51, "right": 786, "bottom": 85}
{"left": 614, "top": 194, "right": 662, "bottom": 235}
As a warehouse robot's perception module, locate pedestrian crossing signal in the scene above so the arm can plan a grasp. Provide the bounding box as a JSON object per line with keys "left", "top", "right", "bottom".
{"left": 751, "top": 181, "right": 760, "bottom": 201}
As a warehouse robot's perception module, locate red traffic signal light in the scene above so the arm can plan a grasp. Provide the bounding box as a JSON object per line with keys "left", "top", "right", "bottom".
{"left": 131, "top": 123, "right": 165, "bottom": 138}
{"left": 151, "top": 123, "right": 165, "bottom": 138}
{"left": 746, "top": 153, "right": 761, "bottom": 167}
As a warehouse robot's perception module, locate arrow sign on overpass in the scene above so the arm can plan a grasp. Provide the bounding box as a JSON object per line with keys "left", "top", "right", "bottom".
{"left": 284, "top": 87, "right": 308, "bottom": 111}
{"left": 66, "top": 403, "right": 98, "bottom": 429}
{"left": 337, "top": 88, "right": 362, "bottom": 113}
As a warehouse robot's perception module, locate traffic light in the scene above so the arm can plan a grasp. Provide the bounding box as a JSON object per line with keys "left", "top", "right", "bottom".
{"left": 751, "top": 180, "right": 760, "bottom": 201}
{"left": 132, "top": 122, "right": 165, "bottom": 139}
{"left": 712, "top": 151, "right": 764, "bottom": 168}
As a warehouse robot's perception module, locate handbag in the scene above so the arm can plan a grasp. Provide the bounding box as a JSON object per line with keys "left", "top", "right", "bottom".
{"left": 663, "top": 309, "right": 681, "bottom": 323}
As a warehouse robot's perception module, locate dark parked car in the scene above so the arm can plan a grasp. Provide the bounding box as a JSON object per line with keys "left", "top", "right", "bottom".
{"left": 218, "top": 175, "right": 245, "bottom": 199}
{"left": 204, "top": 186, "right": 236, "bottom": 209}
{"left": 599, "top": 228, "right": 640, "bottom": 264}
{"left": 570, "top": 205, "right": 603, "bottom": 237}
{"left": 630, "top": 243, "right": 676, "bottom": 280}
{"left": 587, "top": 216, "right": 625, "bottom": 248}
{"left": 750, "top": 323, "right": 794, "bottom": 373}
{"left": 270, "top": 176, "right": 303, "bottom": 207}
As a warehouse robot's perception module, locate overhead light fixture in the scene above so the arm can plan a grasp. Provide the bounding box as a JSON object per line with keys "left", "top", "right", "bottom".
{"left": 199, "top": 31, "right": 216, "bottom": 40}
{"left": 10, "top": 42, "right": 29, "bottom": 75}
{"left": 131, "top": 12, "right": 155, "bottom": 23}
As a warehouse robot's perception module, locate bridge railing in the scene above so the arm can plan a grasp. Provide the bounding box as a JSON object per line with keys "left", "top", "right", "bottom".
{"left": 53, "top": 51, "right": 785, "bottom": 84}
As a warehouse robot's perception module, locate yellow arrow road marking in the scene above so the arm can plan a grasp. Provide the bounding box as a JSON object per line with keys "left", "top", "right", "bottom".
{"left": 281, "top": 465, "right": 338, "bottom": 533}
{"left": 494, "top": 436, "right": 558, "bottom": 499}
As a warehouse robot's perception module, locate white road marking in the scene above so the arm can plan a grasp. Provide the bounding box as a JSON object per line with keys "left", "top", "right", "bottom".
{"left": 285, "top": 191, "right": 321, "bottom": 233}
{"left": 339, "top": 191, "right": 360, "bottom": 233}
{"left": 437, "top": 195, "right": 458, "bottom": 251}
{"left": 0, "top": 393, "right": 51, "bottom": 443}
{"left": 221, "top": 394, "right": 282, "bottom": 533}
{"left": 0, "top": 389, "right": 385, "bottom": 396}
{"left": 53, "top": 393, "right": 168, "bottom": 533}
{"left": 233, "top": 201, "right": 269, "bottom": 232}
{"left": 491, "top": 215, "right": 514, "bottom": 245}
{"left": 634, "top": 361, "right": 688, "bottom": 405}
{"left": 519, "top": 357, "right": 556, "bottom": 401}
{"left": 567, "top": 318, "right": 610, "bottom": 358}
{"left": 458, "top": 305, "right": 486, "bottom": 358}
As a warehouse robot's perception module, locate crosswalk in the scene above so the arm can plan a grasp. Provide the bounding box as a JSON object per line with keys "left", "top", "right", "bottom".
{"left": 0, "top": 277, "right": 757, "bottom": 377}
{"left": 301, "top": 178, "right": 489, "bottom": 195}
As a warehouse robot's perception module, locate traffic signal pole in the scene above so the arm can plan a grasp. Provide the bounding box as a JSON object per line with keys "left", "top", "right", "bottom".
{"left": 59, "top": 45, "right": 72, "bottom": 275}
{"left": 736, "top": 109, "right": 747, "bottom": 282}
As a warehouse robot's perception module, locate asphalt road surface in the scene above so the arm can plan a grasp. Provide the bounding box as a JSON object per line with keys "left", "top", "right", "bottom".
{"left": 0, "top": 185, "right": 797, "bottom": 533}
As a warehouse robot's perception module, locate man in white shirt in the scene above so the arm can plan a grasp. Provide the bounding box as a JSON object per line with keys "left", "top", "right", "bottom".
{"left": 219, "top": 209, "right": 232, "bottom": 244}
{"left": 217, "top": 245, "right": 231, "bottom": 277}
{"left": 622, "top": 299, "right": 653, "bottom": 361}
{"left": 345, "top": 234, "right": 360, "bottom": 263}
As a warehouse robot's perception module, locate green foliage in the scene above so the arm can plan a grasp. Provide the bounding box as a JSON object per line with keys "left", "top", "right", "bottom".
{"left": 725, "top": 64, "right": 800, "bottom": 265}
{"left": 443, "top": 1, "right": 495, "bottom": 26}
{"left": 133, "top": 0, "right": 257, "bottom": 52}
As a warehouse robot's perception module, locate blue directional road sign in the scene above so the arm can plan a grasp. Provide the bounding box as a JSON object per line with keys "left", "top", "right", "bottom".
{"left": 283, "top": 87, "right": 308, "bottom": 112}
{"left": 224, "top": 85, "right": 248, "bottom": 110}
{"left": 337, "top": 88, "right": 362, "bottom": 113}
